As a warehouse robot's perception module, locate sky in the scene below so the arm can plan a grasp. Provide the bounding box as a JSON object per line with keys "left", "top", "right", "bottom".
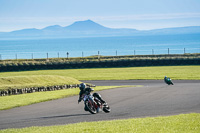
{"left": 0, "top": 0, "right": 200, "bottom": 32}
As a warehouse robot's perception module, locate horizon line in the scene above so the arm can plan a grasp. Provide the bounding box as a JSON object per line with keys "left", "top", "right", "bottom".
{"left": 1, "top": 12, "right": 200, "bottom": 32}
{"left": 1, "top": 19, "right": 200, "bottom": 32}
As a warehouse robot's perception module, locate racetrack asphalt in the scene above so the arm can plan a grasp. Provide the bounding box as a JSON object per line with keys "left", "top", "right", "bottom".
{"left": 0, "top": 80, "right": 200, "bottom": 130}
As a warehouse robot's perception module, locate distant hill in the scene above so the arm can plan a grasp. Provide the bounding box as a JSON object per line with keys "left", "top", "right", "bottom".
{"left": 146, "top": 26, "right": 200, "bottom": 35}
{"left": 64, "top": 20, "right": 109, "bottom": 31}
{"left": 42, "top": 25, "right": 63, "bottom": 31}
{"left": 0, "top": 20, "right": 200, "bottom": 39}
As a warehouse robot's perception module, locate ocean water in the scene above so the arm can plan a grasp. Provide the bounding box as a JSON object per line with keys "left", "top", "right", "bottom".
{"left": 0, "top": 34, "right": 200, "bottom": 60}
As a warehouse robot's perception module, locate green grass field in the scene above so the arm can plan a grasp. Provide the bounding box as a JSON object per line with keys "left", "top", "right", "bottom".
{"left": 0, "top": 75, "right": 80, "bottom": 90}
{"left": 0, "top": 113, "right": 199, "bottom": 133}
{"left": 0, "top": 66, "right": 200, "bottom": 80}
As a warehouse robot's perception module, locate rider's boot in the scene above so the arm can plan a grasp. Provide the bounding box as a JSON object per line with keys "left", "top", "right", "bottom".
{"left": 103, "top": 102, "right": 108, "bottom": 107}
{"left": 84, "top": 106, "right": 89, "bottom": 111}
{"left": 93, "top": 93, "right": 106, "bottom": 104}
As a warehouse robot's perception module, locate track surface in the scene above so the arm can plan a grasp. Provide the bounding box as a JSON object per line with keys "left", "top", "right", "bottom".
{"left": 0, "top": 80, "right": 200, "bottom": 130}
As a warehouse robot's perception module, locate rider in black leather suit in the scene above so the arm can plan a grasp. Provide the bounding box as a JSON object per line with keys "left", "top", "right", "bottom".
{"left": 78, "top": 83, "right": 106, "bottom": 104}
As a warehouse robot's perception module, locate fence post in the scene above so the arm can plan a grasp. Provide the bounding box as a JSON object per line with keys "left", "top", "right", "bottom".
{"left": 168, "top": 48, "right": 169, "bottom": 55}
{"left": 98, "top": 51, "right": 100, "bottom": 61}
{"left": 134, "top": 50, "right": 136, "bottom": 55}
{"left": 58, "top": 52, "right": 59, "bottom": 58}
{"left": 66, "top": 52, "right": 69, "bottom": 59}
{"left": 82, "top": 52, "right": 84, "bottom": 58}
{"left": 152, "top": 49, "right": 154, "bottom": 55}
{"left": 0, "top": 54, "right": 1, "bottom": 60}
{"left": 116, "top": 50, "right": 118, "bottom": 56}
{"left": 16, "top": 54, "right": 17, "bottom": 60}
{"left": 32, "top": 53, "right": 33, "bottom": 59}
{"left": 184, "top": 48, "right": 185, "bottom": 54}
{"left": 47, "top": 53, "right": 48, "bottom": 59}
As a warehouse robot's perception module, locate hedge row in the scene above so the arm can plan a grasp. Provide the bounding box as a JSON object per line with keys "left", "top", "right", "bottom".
{"left": 0, "top": 58, "right": 200, "bottom": 72}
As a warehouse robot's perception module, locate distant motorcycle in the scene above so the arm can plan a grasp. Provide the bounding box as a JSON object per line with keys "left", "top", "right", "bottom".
{"left": 164, "top": 76, "right": 174, "bottom": 85}
{"left": 81, "top": 93, "right": 111, "bottom": 114}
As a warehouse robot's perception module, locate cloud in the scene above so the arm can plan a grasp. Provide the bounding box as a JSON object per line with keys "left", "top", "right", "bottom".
{"left": 1, "top": 13, "right": 200, "bottom": 23}
{"left": 93, "top": 13, "right": 200, "bottom": 21}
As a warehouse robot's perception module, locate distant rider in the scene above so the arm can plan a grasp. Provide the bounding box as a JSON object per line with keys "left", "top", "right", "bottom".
{"left": 164, "top": 76, "right": 174, "bottom": 85}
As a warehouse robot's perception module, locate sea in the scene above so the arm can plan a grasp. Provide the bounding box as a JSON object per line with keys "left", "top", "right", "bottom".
{"left": 0, "top": 34, "right": 200, "bottom": 60}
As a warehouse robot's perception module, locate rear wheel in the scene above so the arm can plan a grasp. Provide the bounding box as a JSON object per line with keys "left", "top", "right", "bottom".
{"left": 85, "top": 100, "right": 97, "bottom": 114}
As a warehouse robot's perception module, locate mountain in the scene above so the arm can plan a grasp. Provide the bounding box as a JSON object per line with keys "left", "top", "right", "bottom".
{"left": 42, "top": 25, "right": 63, "bottom": 31}
{"left": 0, "top": 20, "right": 200, "bottom": 39}
{"left": 10, "top": 28, "right": 43, "bottom": 36}
{"left": 146, "top": 26, "right": 200, "bottom": 35}
{"left": 64, "top": 20, "right": 109, "bottom": 31}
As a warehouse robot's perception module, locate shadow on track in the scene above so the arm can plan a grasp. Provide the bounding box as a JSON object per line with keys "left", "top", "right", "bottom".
{"left": 38, "top": 113, "right": 91, "bottom": 120}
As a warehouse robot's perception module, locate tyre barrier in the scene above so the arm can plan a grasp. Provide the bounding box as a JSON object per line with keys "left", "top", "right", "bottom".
{"left": 0, "top": 84, "right": 95, "bottom": 96}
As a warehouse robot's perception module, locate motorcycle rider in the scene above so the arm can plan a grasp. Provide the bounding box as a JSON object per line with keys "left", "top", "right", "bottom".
{"left": 164, "top": 76, "right": 174, "bottom": 85}
{"left": 78, "top": 83, "right": 107, "bottom": 110}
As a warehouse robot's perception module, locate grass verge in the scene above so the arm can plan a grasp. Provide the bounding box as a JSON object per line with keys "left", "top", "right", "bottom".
{"left": 0, "top": 66, "right": 199, "bottom": 80}
{"left": 0, "top": 113, "right": 199, "bottom": 133}
{"left": 0, "top": 75, "right": 80, "bottom": 90}
{"left": 0, "top": 86, "right": 135, "bottom": 110}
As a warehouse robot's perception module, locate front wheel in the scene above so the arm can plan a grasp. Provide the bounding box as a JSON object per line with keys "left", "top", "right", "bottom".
{"left": 168, "top": 81, "right": 174, "bottom": 85}
{"left": 85, "top": 100, "right": 97, "bottom": 114}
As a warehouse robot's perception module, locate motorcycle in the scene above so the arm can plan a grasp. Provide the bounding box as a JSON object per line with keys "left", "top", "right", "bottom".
{"left": 81, "top": 94, "right": 111, "bottom": 114}
{"left": 164, "top": 76, "right": 174, "bottom": 85}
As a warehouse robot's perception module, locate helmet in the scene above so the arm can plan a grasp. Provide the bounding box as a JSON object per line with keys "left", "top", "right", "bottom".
{"left": 79, "top": 83, "right": 86, "bottom": 90}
